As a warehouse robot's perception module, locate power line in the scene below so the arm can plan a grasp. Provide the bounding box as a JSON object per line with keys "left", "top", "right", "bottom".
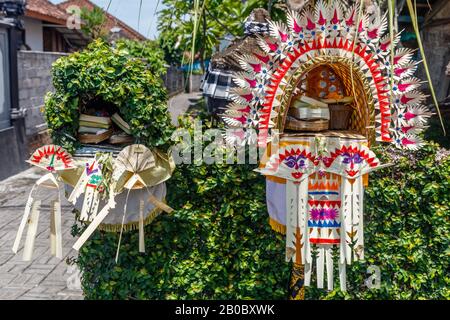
{"left": 138, "top": 0, "right": 143, "bottom": 33}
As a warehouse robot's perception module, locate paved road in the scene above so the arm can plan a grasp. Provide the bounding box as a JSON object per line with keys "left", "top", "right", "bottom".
{"left": 168, "top": 91, "right": 203, "bottom": 126}
{"left": 0, "top": 167, "right": 83, "bottom": 300}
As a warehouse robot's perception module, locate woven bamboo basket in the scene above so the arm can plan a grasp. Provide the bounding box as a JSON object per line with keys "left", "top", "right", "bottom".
{"left": 281, "top": 60, "right": 373, "bottom": 140}
{"left": 285, "top": 117, "right": 329, "bottom": 132}
{"left": 288, "top": 105, "right": 330, "bottom": 120}
{"left": 328, "top": 104, "right": 353, "bottom": 130}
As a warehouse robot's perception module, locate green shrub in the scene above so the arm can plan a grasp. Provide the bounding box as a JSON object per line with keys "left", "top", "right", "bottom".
{"left": 44, "top": 40, "right": 173, "bottom": 153}
{"left": 73, "top": 116, "right": 289, "bottom": 299}
{"left": 116, "top": 39, "right": 168, "bottom": 77}
{"left": 73, "top": 116, "right": 449, "bottom": 299}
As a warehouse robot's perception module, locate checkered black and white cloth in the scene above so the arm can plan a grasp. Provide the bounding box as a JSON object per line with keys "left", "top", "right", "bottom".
{"left": 244, "top": 21, "right": 270, "bottom": 36}
{"left": 201, "top": 66, "right": 237, "bottom": 114}
{"left": 201, "top": 67, "right": 235, "bottom": 100}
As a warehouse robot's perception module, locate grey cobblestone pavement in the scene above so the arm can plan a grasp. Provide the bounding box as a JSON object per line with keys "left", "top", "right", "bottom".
{"left": 168, "top": 91, "right": 203, "bottom": 126}
{"left": 0, "top": 167, "right": 83, "bottom": 300}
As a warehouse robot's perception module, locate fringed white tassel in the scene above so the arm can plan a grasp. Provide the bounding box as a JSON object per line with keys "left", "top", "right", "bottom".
{"left": 69, "top": 159, "right": 102, "bottom": 222}
{"left": 68, "top": 170, "right": 89, "bottom": 206}
{"left": 337, "top": 175, "right": 365, "bottom": 291}
{"left": 72, "top": 194, "right": 116, "bottom": 251}
{"left": 147, "top": 193, "right": 174, "bottom": 214}
{"left": 12, "top": 193, "right": 35, "bottom": 255}
{"left": 355, "top": 176, "right": 364, "bottom": 260}
{"left": 341, "top": 177, "right": 353, "bottom": 265}
{"left": 325, "top": 244, "right": 334, "bottom": 291}
{"left": 316, "top": 245, "right": 325, "bottom": 289}
{"left": 67, "top": 175, "right": 89, "bottom": 204}
{"left": 115, "top": 188, "right": 132, "bottom": 263}
{"left": 50, "top": 200, "right": 63, "bottom": 259}
{"left": 297, "top": 178, "right": 308, "bottom": 265}
{"left": 22, "top": 200, "right": 41, "bottom": 261}
{"left": 286, "top": 177, "right": 309, "bottom": 264}
{"left": 304, "top": 262, "right": 312, "bottom": 286}
{"left": 13, "top": 173, "right": 63, "bottom": 261}
{"left": 299, "top": 175, "right": 312, "bottom": 287}
{"left": 339, "top": 262, "right": 347, "bottom": 291}
{"left": 285, "top": 180, "right": 298, "bottom": 262}
{"left": 139, "top": 200, "right": 145, "bottom": 253}
{"left": 80, "top": 185, "right": 100, "bottom": 221}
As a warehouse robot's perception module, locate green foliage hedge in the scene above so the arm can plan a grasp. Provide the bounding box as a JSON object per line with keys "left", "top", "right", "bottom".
{"left": 73, "top": 117, "right": 449, "bottom": 299}
{"left": 45, "top": 40, "right": 173, "bottom": 153}
{"left": 116, "top": 39, "right": 168, "bottom": 77}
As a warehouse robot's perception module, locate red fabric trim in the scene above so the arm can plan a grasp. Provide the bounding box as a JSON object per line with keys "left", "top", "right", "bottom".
{"left": 309, "top": 238, "right": 340, "bottom": 244}
{"left": 308, "top": 200, "right": 341, "bottom": 207}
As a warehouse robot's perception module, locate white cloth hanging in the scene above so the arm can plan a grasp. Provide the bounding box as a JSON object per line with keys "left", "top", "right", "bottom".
{"left": 259, "top": 137, "right": 389, "bottom": 291}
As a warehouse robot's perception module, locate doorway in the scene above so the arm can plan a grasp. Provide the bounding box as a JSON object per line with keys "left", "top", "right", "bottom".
{"left": 0, "top": 23, "right": 27, "bottom": 180}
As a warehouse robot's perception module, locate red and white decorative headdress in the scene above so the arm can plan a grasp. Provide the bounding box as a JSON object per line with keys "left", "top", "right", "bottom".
{"left": 222, "top": 0, "right": 432, "bottom": 150}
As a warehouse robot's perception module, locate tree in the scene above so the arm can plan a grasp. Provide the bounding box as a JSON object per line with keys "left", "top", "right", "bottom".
{"left": 157, "top": 0, "right": 285, "bottom": 68}
{"left": 80, "top": 6, "right": 107, "bottom": 40}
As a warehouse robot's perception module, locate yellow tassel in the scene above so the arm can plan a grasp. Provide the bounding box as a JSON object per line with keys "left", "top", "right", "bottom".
{"left": 266, "top": 175, "right": 287, "bottom": 184}
{"left": 363, "top": 173, "right": 369, "bottom": 187}
{"left": 98, "top": 207, "right": 164, "bottom": 233}
{"left": 269, "top": 218, "right": 286, "bottom": 235}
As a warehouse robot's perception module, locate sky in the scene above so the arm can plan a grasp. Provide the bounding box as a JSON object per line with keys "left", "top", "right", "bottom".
{"left": 50, "top": 0, "right": 163, "bottom": 39}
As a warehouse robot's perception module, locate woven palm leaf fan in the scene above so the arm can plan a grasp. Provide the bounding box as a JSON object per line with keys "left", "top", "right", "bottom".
{"left": 26, "top": 145, "right": 75, "bottom": 172}
{"left": 72, "top": 145, "right": 175, "bottom": 260}
{"left": 115, "top": 144, "right": 156, "bottom": 175}
{"left": 222, "top": 0, "right": 433, "bottom": 150}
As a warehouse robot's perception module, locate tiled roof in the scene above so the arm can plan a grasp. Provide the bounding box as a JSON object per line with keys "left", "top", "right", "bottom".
{"left": 25, "top": 0, "right": 69, "bottom": 25}
{"left": 58, "top": 0, "right": 147, "bottom": 40}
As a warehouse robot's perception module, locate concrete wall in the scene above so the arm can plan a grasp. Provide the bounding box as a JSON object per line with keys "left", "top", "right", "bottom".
{"left": 164, "top": 66, "right": 185, "bottom": 97}
{"left": 187, "top": 74, "right": 203, "bottom": 93}
{"left": 23, "top": 17, "right": 43, "bottom": 52}
{"left": 17, "top": 50, "right": 67, "bottom": 153}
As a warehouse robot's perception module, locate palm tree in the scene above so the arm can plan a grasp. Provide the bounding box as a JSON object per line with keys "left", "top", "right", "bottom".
{"left": 158, "top": 0, "right": 285, "bottom": 70}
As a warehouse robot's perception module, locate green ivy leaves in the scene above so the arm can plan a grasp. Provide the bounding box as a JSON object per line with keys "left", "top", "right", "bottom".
{"left": 44, "top": 40, "right": 174, "bottom": 153}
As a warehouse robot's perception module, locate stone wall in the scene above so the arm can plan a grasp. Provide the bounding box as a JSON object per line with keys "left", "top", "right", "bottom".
{"left": 187, "top": 74, "right": 203, "bottom": 93}
{"left": 17, "top": 51, "right": 67, "bottom": 142}
{"left": 418, "top": 1, "right": 450, "bottom": 101}
{"left": 164, "top": 65, "right": 185, "bottom": 97}
{"left": 418, "top": 24, "right": 450, "bottom": 101}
